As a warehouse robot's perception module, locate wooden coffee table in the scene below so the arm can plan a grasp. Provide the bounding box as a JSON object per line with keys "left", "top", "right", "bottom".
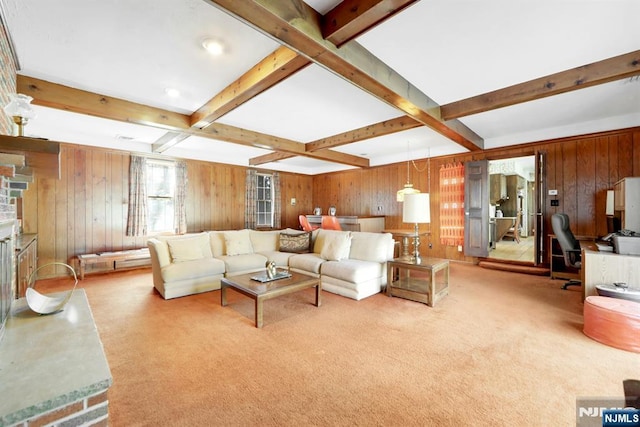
{"left": 220, "top": 270, "right": 321, "bottom": 328}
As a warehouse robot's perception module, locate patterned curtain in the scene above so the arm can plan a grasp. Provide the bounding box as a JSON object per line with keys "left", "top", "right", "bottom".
{"left": 245, "top": 169, "right": 257, "bottom": 229}
{"left": 439, "top": 163, "right": 465, "bottom": 246}
{"left": 273, "top": 172, "right": 281, "bottom": 229}
{"left": 174, "top": 160, "right": 187, "bottom": 234}
{"left": 126, "top": 155, "right": 147, "bottom": 236}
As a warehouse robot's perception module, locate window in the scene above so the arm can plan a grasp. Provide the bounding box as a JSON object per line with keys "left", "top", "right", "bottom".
{"left": 146, "top": 160, "right": 176, "bottom": 233}
{"left": 256, "top": 173, "right": 274, "bottom": 227}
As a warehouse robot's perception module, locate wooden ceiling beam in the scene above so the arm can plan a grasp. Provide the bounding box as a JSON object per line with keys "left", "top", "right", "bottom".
{"left": 190, "top": 46, "right": 310, "bottom": 128}
{"left": 249, "top": 115, "right": 422, "bottom": 165}
{"left": 18, "top": 76, "right": 369, "bottom": 168}
{"left": 322, "top": 0, "right": 419, "bottom": 47}
{"left": 201, "top": 123, "right": 369, "bottom": 168}
{"left": 441, "top": 50, "right": 640, "bottom": 120}
{"left": 249, "top": 151, "right": 293, "bottom": 166}
{"left": 306, "top": 115, "right": 422, "bottom": 151}
{"left": 205, "top": 0, "right": 483, "bottom": 152}
{"left": 18, "top": 76, "right": 190, "bottom": 130}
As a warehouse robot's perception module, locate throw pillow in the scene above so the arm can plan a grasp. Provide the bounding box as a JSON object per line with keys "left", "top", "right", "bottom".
{"left": 279, "top": 232, "right": 311, "bottom": 253}
{"left": 224, "top": 230, "right": 254, "bottom": 256}
{"left": 167, "top": 238, "right": 204, "bottom": 263}
{"left": 320, "top": 232, "right": 352, "bottom": 261}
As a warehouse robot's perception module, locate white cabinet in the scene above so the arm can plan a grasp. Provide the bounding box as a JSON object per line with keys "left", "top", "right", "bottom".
{"left": 614, "top": 177, "right": 640, "bottom": 233}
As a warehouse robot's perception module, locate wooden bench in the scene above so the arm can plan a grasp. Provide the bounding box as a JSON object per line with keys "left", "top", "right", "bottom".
{"left": 77, "top": 248, "right": 151, "bottom": 279}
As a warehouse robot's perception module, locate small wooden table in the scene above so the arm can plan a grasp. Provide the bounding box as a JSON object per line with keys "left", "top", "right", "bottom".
{"left": 221, "top": 271, "right": 321, "bottom": 328}
{"left": 386, "top": 257, "right": 450, "bottom": 307}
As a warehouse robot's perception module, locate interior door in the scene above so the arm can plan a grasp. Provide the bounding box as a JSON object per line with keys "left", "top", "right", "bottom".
{"left": 464, "top": 160, "right": 489, "bottom": 257}
{"left": 534, "top": 151, "right": 546, "bottom": 265}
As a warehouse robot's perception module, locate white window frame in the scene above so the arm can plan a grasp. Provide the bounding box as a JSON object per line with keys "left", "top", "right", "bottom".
{"left": 146, "top": 159, "right": 176, "bottom": 234}
{"left": 256, "top": 173, "right": 274, "bottom": 228}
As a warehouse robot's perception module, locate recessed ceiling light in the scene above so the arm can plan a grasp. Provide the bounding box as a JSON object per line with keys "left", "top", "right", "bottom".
{"left": 202, "top": 38, "right": 224, "bottom": 56}
{"left": 165, "top": 88, "right": 180, "bottom": 98}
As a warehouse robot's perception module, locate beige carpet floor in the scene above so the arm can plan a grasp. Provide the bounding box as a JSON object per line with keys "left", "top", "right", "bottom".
{"left": 41, "top": 262, "right": 639, "bottom": 426}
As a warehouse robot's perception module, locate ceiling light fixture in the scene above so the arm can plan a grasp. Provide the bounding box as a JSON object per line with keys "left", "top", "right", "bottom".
{"left": 202, "top": 38, "right": 224, "bottom": 56}
{"left": 164, "top": 88, "right": 180, "bottom": 98}
{"left": 396, "top": 160, "right": 420, "bottom": 202}
{"left": 397, "top": 142, "right": 420, "bottom": 202}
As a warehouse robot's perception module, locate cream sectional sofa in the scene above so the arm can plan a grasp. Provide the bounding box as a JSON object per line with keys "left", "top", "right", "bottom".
{"left": 147, "top": 228, "right": 394, "bottom": 301}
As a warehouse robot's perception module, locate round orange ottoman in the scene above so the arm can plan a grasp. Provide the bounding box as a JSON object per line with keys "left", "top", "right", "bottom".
{"left": 583, "top": 296, "right": 640, "bottom": 353}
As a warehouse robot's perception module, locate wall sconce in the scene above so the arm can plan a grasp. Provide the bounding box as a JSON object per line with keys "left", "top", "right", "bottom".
{"left": 3, "top": 94, "right": 36, "bottom": 136}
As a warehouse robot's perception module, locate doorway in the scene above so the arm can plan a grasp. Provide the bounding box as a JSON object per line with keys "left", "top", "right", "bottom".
{"left": 487, "top": 156, "right": 536, "bottom": 263}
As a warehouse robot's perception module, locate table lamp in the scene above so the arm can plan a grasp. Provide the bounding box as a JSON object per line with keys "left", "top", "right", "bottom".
{"left": 403, "top": 193, "right": 430, "bottom": 263}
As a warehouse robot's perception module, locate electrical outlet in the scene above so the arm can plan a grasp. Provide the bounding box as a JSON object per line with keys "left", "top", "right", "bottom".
{"left": 551, "top": 199, "right": 559, "bottom": 206}
{"left": 457, "top": 245, "right": 463, "bottom": 252}
{"left": 290, "top": 198, "right": 296, "bottom": 206}
{"left": 377, "top": 205, "right": 383, "bottom": 212}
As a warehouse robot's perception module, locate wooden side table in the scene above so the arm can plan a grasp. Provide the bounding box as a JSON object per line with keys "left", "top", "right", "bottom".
{"left": 386, "top": 257, "right": 449, "bottom": 307}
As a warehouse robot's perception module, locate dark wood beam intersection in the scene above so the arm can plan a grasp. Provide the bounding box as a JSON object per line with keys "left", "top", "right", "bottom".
{"left": 205, "top": 0, "right": 484, "bottom": 152}
{"left": 322, "top": 0, "right": 419, "bottom": 47}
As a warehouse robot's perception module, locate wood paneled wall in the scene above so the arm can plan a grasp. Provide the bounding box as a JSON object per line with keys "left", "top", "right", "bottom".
{"left": 21, "top": 127, "right": 640, "bottom": 277}
{"left": 313, "top": 127, "right": 640, "bottom": 262}
{"left": 22, "top": 144, "right": 313, "bottom": 276}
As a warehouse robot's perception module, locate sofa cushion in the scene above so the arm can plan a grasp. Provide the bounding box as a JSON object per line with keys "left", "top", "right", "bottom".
{"left": 157, "top": 232, "right": 213, "bottom": 259}
{"left": 259, "top": 250, "right": 295, "bottom": 267}
{"left": 320, "top": 259, "right": 383, "bottom": 283}
{"left": 317, "top": 230, "right": 352, "bottom": 261}
{"left": 224, "top": 230, "right": 253, "bottom": 256}
{"left": 279, "top": 231, "right": 311, "bottom": 253}
{"left": 167, "top": 237, "right": 205, "bottom": 263}
{"left": 288, "top": 253, "right": 325, "bottom": 274}
{"left": 161, "top": 257, "right": 225, "bottom": 282}
{"left": 349, "top": 232, "right": 394, "bottom": 263}
{"left": 218, "top": 253, "right": 267, "bottom": 273}
{"left": 250, "top": 230, "right": 280, "bottom": 252}
{"left": 207, "top": 231, "right": 225, "bottom": 256}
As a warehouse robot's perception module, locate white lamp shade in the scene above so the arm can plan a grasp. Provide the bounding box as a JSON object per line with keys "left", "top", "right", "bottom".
{"left": 3, "top": 94, "right": 36, "bottom": 119}
{"left": 403, "top": 193, "right": 430, "bottom": 223}
{"left": 605, "top": 190, "right": 614, "bottom": 216}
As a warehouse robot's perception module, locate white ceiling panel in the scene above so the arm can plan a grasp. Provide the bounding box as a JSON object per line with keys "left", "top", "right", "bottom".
{"left": 218, "top": 64, "right": 401, "bottom": 142}
{"left": 2, "top": 0, "right": 280, "bottom": 114}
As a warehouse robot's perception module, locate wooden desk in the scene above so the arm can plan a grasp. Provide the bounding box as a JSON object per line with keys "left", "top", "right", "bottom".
{"left": 581, "top": 248, "right": 640, "bottom": 300}
{"left": 549, "top": 234, "right": 596, "bottom": 280}
{"left": 306, "top": 215, "right": 385, "bottom": 232}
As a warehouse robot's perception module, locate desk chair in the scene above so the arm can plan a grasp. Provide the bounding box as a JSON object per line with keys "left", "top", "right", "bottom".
{"left": 551, "top": 213, "right": 582, "bottom": 290}
{"left": 299, "top": 215, "right": 318, "bottom": 232}
{"left": 321, "top": 215, "right": 342, "bottom": 230}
